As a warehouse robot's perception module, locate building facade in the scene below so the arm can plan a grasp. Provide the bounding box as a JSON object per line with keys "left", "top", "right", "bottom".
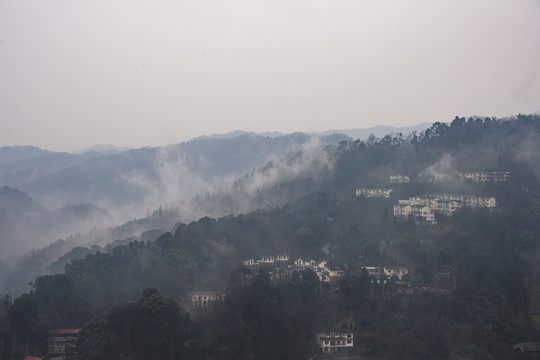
{"left": 362, "top": 266, "right": 409, "bottom": 280}
{"left": 189, "top": 291, "right": 226, "bottom": 309}
{"left": 389, "top": 174, "right": 410, "bottom": 183}
{"left": 242, "top": 256, "right": 344, "bottom": 287}
{"left": 316, "top": 331, "right": 354, "bottom": 353}
{"left": 356, "top": 188, "right": 393, "bottom": 198}
{"left": 461, "top": 171, "right": 510, "bottom": 183}
{"left": 47, "top": 329, "right": 80, "bottom": 359}
{"left": 394, "top": 194, "right": 496, "bottom": 221}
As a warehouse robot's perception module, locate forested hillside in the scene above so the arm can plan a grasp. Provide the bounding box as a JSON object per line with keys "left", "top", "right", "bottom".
{"left": 2, "top": 115, "right": 540, "bottom": 359}
{"left": 0, "top": 132, "right": 345, "bottom": 262}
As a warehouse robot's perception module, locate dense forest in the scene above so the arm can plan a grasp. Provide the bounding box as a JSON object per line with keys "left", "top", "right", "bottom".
{"left": 2, "top": 115, "right": 540, "bottom": 359}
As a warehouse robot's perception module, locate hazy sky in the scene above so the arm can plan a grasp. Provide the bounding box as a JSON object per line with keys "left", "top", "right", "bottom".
{"left": 1, "top": 0, "right": 539, "bottom": 151}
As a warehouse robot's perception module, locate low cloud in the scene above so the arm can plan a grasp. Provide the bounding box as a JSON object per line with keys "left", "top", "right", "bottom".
{"left": 120, "top": 137, "right": 335, "bottom": 223}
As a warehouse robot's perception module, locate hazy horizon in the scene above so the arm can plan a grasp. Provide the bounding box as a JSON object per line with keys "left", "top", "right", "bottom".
{"left": 1, "top": 121, "right": 433, "bottom": 153}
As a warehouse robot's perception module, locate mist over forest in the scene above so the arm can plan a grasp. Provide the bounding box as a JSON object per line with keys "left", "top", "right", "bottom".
{"left": 0, "top": 123, "right": 427, "bottom": 261}
{"left": 2, "top": 115, "right": 540, "bottom": 359}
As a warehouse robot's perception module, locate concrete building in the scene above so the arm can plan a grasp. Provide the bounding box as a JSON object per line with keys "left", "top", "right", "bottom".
{"left": 189, "top": 291, "right": 226, "bottom": 309}
{"left": 316, "top": 331, "right": 354, "bottom": 353}
{"left": 362, "top": 266, "right": 409, "bottom": 280}
{"left": 461, "top": 171, "right": 510, "bottom": 183}
{"left": 314, "top": 260, "right": 344, "bottom": 284}
{"left": 356, "top": 188, "right": 393, "bottom": 198}
{"left": 394, "top": 194, "right": 496, "bottom": 221}
{"left": 294, "top": 258, "right": 317, "bottom": 270}
{"left": 363, "top": 266, "right": 383, "bottom": 277}
{"left": 242, "top": 256, "right": 344, "bottom": 287}
{"left": 389, "top": 174, "right": 410, "bottom": 183}
{"left": 383, "top": 266, "right": 409, "bottom": 279}
{"left": 47, "top": 329, "right": 80, "bottom": 359}
{"left": 394, "top": 198, "right": 435, "bottom": 222}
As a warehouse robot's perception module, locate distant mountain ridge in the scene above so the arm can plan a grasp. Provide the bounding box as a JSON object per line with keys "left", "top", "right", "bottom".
{"left": 0, "top": 124, "right": 433, "bottom": 260}
{"left": 73, "top": 144, "right": 132, "bottom": 155}
{"left": 311, "top": 122, "right": 432, "bottom": 139}
{"left": 0, "top": 185, "right": 111, "bottom": 260}
{"left": 0, "top": 131, "right": 364, "bottom": 211}
{"left": 189, "top": 123, "right": 430, "bottom": 142}
{"left": 0, "top": 145, "right": 52, "bottom": 164}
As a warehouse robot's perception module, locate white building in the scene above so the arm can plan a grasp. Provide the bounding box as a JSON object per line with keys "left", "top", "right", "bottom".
{"left": 394, "top": 194, "right": 496, "bottom": 221}
{"left": 362, "top": 266, "right": 409, "bottom": 280}
{"left": 393, "top": 198, "right": 435, "bottom": 222}
{"left": 294, "top": 258, "right": 316, "bottom": 270}
{"left": 384, "top": 266, "right": 409, "bottom": 279}
{"left": 461, "top": 171, "right": 510, "bottom": 183}
{"left": 316, "top": 331, "right": 354, "bottom": 353}
{"left": 48, "top": 329, "right": 80, "bottom": 357}
{"left": 389, "top": 174, "right": 410, "bottom": 183}
{"left": 356, "top": 188, "right": 393, "bottom": 198}
{"left": 190, "top": 291, "right": 226, "bottom": 309}
{"left": 275, "top": 254, "right": 289, "bottom": 262}
{"left": 363, "top": 266, "right": 383, "bottom": 277}
{"left": 242, "top": 256, "right": 344, "bottom": 286}
{"left": 258, "top": 256, "right": 275, "bottom": 265}
{"left": 242, "top": 259, "right": 256, "bottom": 267}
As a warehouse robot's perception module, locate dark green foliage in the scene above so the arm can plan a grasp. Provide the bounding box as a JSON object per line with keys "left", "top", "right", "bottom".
{"left": 32, "top": 274, "right": 85, "bottom": 329}
{"left": 7, "top": 294, "right": 43, "bottom": 357}
{"left": 198, "top": 273, "right": 318, "bottom": 360}
{"left": 77, "top": 288, "right": 192, "bottom": 360}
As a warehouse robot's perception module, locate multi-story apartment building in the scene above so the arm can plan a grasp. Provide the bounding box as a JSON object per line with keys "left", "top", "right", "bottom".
{"left": 362, "top": 266, "right": 409, "bottom": 280}
{"left": 394, "top": 194, "right": 496, "bottom": 221}
{"left": 384, "top": 266, "right": 409, "bottom": 279}
{"left": 389, "top": 174, "right": 410, "bottom": 183}
{"left": 189, "top": 291, "right": 226, "bottom": 309}
{"left": 47, "top": 329, "right": 80, "bottom": 359}
{"left": 356, "top": 188, "right": 393, "bottom": 198}
{"left": 394, "top": 198, "right": 435, "bottom": 221}
{"left": 460, "top": 171, "right": 510, "bottom": 183}
{"left": 316, "top": 330, "right": 354, "bottom": 353}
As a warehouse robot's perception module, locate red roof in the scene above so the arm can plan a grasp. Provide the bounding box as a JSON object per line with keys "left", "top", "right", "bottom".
{"left": 48, "top": 329, "right": 81, "bottom": 335}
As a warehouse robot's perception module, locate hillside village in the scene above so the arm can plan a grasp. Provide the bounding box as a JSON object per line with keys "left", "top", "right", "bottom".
{"left": 242, "top": 255, "right": 344, "bottom": 287}
{"left": 3, "top": 116, "right": 540, "bottom": 360}
{"left": 356, "top": 172, "right": 506, "bottom": 224}
{"left": 393, "top": 194, "right": 496, "bottom": 223}
{"left": 43, "top": 169, "right": 510, "bottom": 359}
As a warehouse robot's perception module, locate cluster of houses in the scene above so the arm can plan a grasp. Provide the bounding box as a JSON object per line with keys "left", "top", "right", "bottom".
{"left": 242, "top": 255, "right": 344, "bottom": 287}
{"left": 390, "top": 171, "right": 510, "bottom": 185}
{"left": 393, "top": 194, "right": 496, "bottom": 222}
{"left": 356, "top": 170, "right": 506, "bottom": 224}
